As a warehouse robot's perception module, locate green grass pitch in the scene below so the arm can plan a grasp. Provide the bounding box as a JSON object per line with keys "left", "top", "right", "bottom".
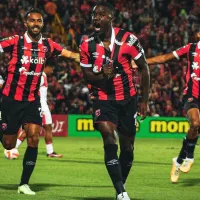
{"left": 0, "top": 137, "right": 199, "bottom": 200}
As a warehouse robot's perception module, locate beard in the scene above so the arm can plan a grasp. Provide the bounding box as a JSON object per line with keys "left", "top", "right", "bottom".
{"left": 27, "top": 25, "right": 42, "bottom": 38}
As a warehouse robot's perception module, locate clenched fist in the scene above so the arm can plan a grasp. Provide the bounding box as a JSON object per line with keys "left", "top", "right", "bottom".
{"left": 102, "top": 63, "right": 115, "bottom": 79}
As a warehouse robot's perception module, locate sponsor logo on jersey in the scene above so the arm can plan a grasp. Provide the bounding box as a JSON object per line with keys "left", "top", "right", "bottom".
{"left": 21, "top": 55, "right": 45, "bottom": 65}
{"left": 192, "top": 62, "right": 200, "bottom": 70}
{"left": 92, "top": 52, "right": 99, "bottom": 58}
{"left": 19, "top": 66, "right": 42, "bottom": 76}
{"left": 192, "top": 52, "right": 198, "bottom": 57}
{"left": 127, "top": 34, "right": 137, "bottom": 46}
{"left": 191, "top": 72, "right": 200, "bottom": 81}
{"left": 85, "top": 37, "right": 94, "bottom": 42}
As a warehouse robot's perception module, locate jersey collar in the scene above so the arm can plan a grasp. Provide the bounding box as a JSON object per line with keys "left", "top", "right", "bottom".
{"left": 109, "top": 27, "right": 115, "bottom": 51}
{"left": 98, "top": 27, "right": 115, "bottom": 51}
{"left": 198, "top": 41, "right": 200, "bottom": 49}
{"left": 24, "top": 32, "right": 43, "bottom": 44}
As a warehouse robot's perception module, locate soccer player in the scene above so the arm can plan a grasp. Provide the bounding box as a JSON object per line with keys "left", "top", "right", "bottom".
{"left": 145, "top": 34, "right": 200, "bottom": 183}
{"left": 0, "top": 8, "right": 79, "bottom": 195}
{"left": 15, "top": 60, "right": 63, "bottom": 158}
{"left": 80, "top": 3, "right": 150, "bottom": 200}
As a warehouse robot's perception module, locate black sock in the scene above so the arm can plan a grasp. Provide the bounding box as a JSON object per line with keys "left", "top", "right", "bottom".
{"left": 177, "top": 137, "right": 187, "bottom": 164}
{"left": 186, "top": 137, "right": 198, "bottom": 159}
{"left": 119, "top": 150, "right": 134, "bottom": 184}
{"left": 104, "top": 144, "right": 125, "bottom": 195}
{"left": 20, "top": 146, "right": 38, "bottom": 186}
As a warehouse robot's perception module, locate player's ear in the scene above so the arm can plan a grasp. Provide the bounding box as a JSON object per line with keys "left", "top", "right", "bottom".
{"left": 109, "top": 13, "right": 114, "bottom": 23}
{"left": 196, "top": 32, "right": 200, "bottom": 38}
{"left": 24, "top": 21, "right": 27, "bottom": 28}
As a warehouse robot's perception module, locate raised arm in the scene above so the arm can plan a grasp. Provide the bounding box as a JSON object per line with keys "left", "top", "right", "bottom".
{"left": 61, "top": 49, "right": 80, "bottom": 63}
{"left": 146, "top": 52, "right": 176, "bottom": 65}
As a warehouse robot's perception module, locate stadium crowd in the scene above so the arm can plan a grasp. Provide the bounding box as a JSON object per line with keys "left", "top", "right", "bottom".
{"left": 0, "top": 0, "right": 199, "bottom": 116}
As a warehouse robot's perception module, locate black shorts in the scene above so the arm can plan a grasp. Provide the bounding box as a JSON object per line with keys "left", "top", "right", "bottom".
{"left": 183, "top": 95, "right": 200, "bottom": 113}
{"left": 92, "top": 96, "right": 137, "bottom": 137}
{"left": 1, "top": 95, "right": 42, "bottom": 135}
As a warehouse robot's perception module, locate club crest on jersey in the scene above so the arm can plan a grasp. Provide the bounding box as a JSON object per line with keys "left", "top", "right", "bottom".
{"left": 187, "top": 98, "right": 193, "bottom": 102}
{"left": 2, "top": 123, "right": 7, "bottom": 130}
{"left": 102, "top": 55, "right": 113, "bottom": 64}
{"left": 95, "top": 109, "right": 101, "bottom": 117}
{"left": 93, "top": 65, "right": 101, "bottom": 73}
{"left": 42, "top": 46, "right": 48, "bottom": 52}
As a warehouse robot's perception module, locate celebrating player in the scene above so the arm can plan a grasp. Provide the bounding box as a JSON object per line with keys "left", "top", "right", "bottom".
{"left": 0, "top": 8, "right": 79, "bottom": 195}
{"left": 145, "top": 32, "right": 200, "bottom": 183}
{"left": 80, "top": 3, "right": 150, "bottom": 200}
{"left": 15, "top": 60, "right": 63, "bottom": 158}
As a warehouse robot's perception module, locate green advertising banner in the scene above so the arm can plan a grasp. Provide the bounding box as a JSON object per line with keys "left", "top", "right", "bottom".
{"left": 68, "top": 115, "right": 189, "bottom": 138}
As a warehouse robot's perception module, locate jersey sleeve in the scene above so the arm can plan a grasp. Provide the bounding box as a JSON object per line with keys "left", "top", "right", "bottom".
{"left": 48, "top": 38, "right": 63, "bottom": 56}
{"left": 173, "top": 43, "right": 191, "bottom": 60}
{"left": 126, "top": 34, "right": 145, "bottom": 60}
{"left": 79, "top": 39, "right": 92, "bottom": 68}
{"left": 0, "top": 35, "right": 18, "bottom": 53}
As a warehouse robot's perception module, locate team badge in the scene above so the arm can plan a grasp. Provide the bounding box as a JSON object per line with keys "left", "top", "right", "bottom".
{"left": 42, "top": 46, "right": 48, "bottom": 52}
{"left": 95, "top": 109, "right": 101, "bottom": 117}
{"left": 2, "top": 123, "right": 7, "bottom": 130}
{"left": 187, "top": 98, "right": 193, "bottom": 102}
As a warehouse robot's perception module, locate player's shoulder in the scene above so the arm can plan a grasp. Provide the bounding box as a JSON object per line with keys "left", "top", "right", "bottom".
{"left": 114, "top": 27, "right": 138, "bottom": 39}
{"left": 124, "top": 32, "right": 139, "bottom": 47}
{"left": 42, "top": 37, "right": 54, "bottom": 44}
{"left": 81, "top": 33, "right": 95, "bottom": 44}
{"left": 42, "top": 37, "right": 49, "bottom": 41}
{"left": 79, "top": 33, "right": 96, "bottom": 51}
{"left": 178, "top": 43, "right": 196, "bottom": 50}
{"left": 0, "top": 35, "right": 19, "bottom": 42}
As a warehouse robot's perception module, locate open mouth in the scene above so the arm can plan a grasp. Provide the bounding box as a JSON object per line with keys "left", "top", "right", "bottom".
{"left": 94, "top": 23, "right": 101, "bottom": 32}
{"left": 32, "top": 27, "right": 40, "bottom": 32}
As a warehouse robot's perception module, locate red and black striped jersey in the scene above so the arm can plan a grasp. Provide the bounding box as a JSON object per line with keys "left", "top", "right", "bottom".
{"left": 80, "top": 27, "right": 145, "bottom": 100}
{"left": 0, "top": 32, "right": 63, "bottom": 101}
{"left": 173, "top": 43, "right": 200, "bottom": 99}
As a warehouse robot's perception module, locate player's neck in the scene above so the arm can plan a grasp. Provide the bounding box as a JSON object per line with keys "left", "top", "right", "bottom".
{"left": 98, "top": 27, "right": 112, "bottom": 42}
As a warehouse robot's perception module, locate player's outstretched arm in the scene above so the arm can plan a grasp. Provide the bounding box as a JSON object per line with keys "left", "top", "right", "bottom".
{"left": 61, "top": 49, "right": 80, "bottom": 62}
{"left": 146, "top": 52, "right": 175, "bottom": 65}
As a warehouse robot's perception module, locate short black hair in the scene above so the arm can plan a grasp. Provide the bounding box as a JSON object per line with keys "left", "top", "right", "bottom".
{"left": 24, "top": 8, "right": 44, "bottom": 21}
{"left": 96, "top": 2, "right": 115, "bottom": 16}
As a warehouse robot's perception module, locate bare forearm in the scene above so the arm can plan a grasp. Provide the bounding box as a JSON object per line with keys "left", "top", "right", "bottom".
{"left": 61, "top": 49, "right": 80, "bottom": 62}
{"left": 146, "top": 53, "right": 175, "bottom": 65}
{"left": 141, "top": 68, "right": 150, "bottom": 103}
